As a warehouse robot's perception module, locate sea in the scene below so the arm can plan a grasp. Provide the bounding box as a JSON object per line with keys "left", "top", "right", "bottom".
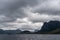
{"left": 0, "top": 34, "right": 60, "bottom": 40}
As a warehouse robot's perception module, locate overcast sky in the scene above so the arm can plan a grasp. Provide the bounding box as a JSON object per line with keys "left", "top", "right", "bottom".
{"left": 0, "top": 0, "right": 60, "bottom": 31}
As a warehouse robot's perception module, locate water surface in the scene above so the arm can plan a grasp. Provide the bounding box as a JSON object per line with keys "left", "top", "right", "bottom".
{"left": 0, "top": 34, "right": 60, "bottom": 40}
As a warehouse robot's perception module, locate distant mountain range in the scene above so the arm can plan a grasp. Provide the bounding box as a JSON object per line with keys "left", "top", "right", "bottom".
{"left": 0, "top": 20, "right": 60, "bottom": 34}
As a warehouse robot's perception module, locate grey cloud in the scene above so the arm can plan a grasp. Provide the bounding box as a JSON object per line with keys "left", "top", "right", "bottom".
{"left": 1, "top": 0, "right": 60, "bottom": 30}
{"left": 0, "top": 15, "right": 16, "bottom": 23}
{"left": 0, "top": 0, "right": 38, "bottom": 22}
{"left": 20, "top": 25, "right": 34, "bottom": 30}
{"left": 28, "top": 13, "right": 60, "bottom": 23}
{"left": 33, "top": 0, "right": 60, "bottom": 15}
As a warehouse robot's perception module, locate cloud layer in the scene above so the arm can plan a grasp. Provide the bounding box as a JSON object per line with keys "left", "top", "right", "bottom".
{"left": 0, "top": 0, "right": 60, "bottom": 31}
{"left": 33, "top": 0, "right": 60, "bottom": 15}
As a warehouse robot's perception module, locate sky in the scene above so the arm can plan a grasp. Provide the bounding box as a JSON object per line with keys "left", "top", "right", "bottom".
{"left": 0, "top": 0, "right": 60, "bottom": 31}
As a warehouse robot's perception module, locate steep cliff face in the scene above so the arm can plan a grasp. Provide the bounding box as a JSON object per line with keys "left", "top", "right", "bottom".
{"left": 37, "top": 21, "right": 60, "bottom": 33}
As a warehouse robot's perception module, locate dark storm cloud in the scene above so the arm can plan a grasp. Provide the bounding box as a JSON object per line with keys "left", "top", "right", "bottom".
{"left": 33, "top": 0, "right": 60, "bottom": 15}
{"left": 0, "top": 0, "right": 38, "bottom": 22}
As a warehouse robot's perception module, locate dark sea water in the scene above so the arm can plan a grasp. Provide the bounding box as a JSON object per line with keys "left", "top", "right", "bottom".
{"left": 0, "top": 34, "right": 60, "bottom": 40}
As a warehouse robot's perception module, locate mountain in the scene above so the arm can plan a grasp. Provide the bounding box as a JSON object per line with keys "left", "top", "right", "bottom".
{"left": 0, "top": 29, "right": 22, "bottom": 34}
{"left": 48, "top": 28, "right": 60, "bottom": 34}
{"left": 4, "top": 29, "right": 22, "bottom": 34}
{"left": 38, "top": 21, "right": 60, "bottom": 34}
{"left": 21, "top": 30, "right": 31, "bottom": 34}
{"left": 0, "top": 29, "right": 4, "bottom": 34}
